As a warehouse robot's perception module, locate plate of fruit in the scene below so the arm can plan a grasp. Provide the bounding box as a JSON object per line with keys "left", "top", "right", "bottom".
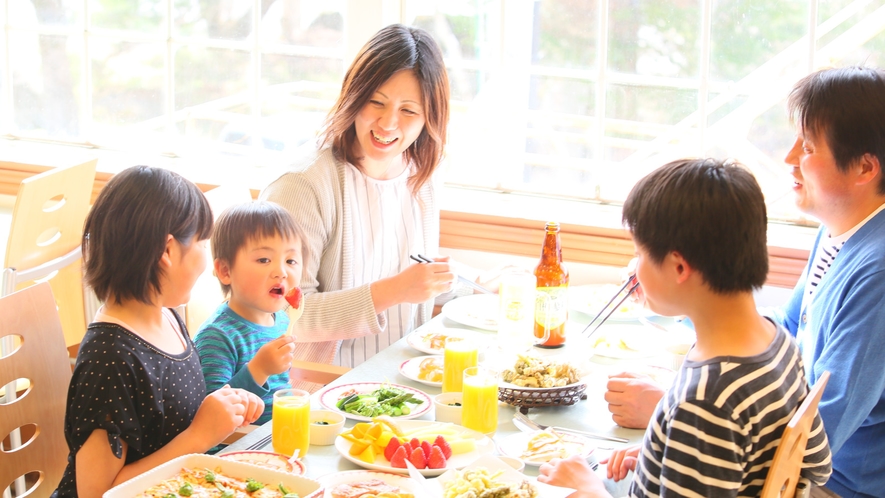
{"left": 398, "top": 355, "right": 442, "bottom": 387}
{"left": 334, "top": 417, "right": 495, "bottom": 477}
{"left": 318, "top": 382, "right": 432, "bottom": 421}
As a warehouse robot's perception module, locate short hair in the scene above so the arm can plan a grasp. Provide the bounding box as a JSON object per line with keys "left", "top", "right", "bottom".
{"left": 211, "top": 201, "right": 308, "bottom": 297}
{"left": 622, "top": 158, "right": 769, "bottom": 293}
{"left": 83, "top": 165, "right": 213, "bottom": 305}
{"left": 788, "top": 65, "right": 885, "bottom": 194}
{"left": 320, "top": 24, "right": 450, "bottom": 196}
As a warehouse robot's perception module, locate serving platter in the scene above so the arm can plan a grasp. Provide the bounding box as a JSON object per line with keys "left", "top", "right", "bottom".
{"left": 317, "top": 382, "right": 432, "bottom": 422}
{"left": 333, "top": 420, "right": 495, "bottom": 477}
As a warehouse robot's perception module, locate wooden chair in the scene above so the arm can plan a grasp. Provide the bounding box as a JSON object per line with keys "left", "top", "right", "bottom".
{"left": 0, "top": 283, "right": 72, "bottom": 498}
{"left": 760, "top": 371, "right": 831, "bottom": 498}
{"left": 3, "top": 159, "right": 97, "bottom": 348}
{"left": 290, "top": 361, "right": 350, "bottom": 386}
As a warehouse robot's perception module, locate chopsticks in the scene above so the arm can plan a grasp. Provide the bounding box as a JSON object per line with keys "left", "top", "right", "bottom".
{"left": 581, "top": 275, "right": 640, "bottom": 339}
{"left": 244, "top": 433, "right": 272, "bottom": 451}
{"left": 409, "top": 254, "right": 494, "bottom": 294}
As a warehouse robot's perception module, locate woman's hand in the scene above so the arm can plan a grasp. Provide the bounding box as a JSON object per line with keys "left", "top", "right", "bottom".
{"left": 248, "top": 334, "right": 296, "bottom": 385}
{"left": 371, "top": 256, "right": 455, "bottom": 312}
{"left": 538, "top": 455, "right": 611, "bottom": 497}
{"left": 602, "top": 445, "right": 641, "bottom": 482}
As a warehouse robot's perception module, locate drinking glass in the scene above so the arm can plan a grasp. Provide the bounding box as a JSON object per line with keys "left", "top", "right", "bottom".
{"left": 272, "top": 388, "right": 310, "bottom": 457}
{"left": 461, "top": 366, "right": 499, "bottom": 435}
{"left": 497, "top": 268, "right": 536, "bottom": 354}
{"left": 442, "top": 337, "right": 478, "bottom": 393}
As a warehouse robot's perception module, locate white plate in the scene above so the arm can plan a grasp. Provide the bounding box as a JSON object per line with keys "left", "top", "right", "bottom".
{"left": 588, "top": 324, "right": 666, "bottom": 359}
{"left": 405, "top": 326, "right": 490, "bottom": 355}
{"left": 441, "top": 294, "right": 499, "bottom": 331}
{"left": 570, "top": 284, "right": 646, "bottom": 322}
{"left": 219, "top": 450, "right": 306, "bottom": 475}
{"left": 318, "top": 470, "right": 424, "bottom": 497}
{"left": 334, "top": 420, "right": 496, "bottom": 477}
{"left": 399, "top": 355, "right": 443, "bottom": 387}
{"left": 497, "top": 430, "right": 595, "bottom": 467}
{"left": 317, "top": 382, "right": 432, "bottom": 422}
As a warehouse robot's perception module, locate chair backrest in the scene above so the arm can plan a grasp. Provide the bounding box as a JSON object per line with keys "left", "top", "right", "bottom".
{"left": 760, "top": 371, "right": 831, "bottom": 498}
{"left": 4, "top": 159, "right": 97, "bottom": 347}
{"left": 0, "top": 282, "right": 72, "bottom": 498}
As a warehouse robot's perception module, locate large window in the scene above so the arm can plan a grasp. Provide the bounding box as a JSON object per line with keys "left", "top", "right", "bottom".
{"left": 2, "top": 0, "right": 885, "bottom": 224}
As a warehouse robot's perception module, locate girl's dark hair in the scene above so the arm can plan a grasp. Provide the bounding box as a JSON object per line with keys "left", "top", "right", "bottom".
{"left": 83, "top": 165, "right": 213, "bottom": 305}
{"left": 320, "top": 24, "right": 450, "bottom": 196}
{"left": 211, "top": 201, "right": 308, "bottom": 297}
{"left": 622, "top": 158, "right": 769, "bottom": 293}
{"left": 788, "top": 66, "right": 885, "bottom": 194}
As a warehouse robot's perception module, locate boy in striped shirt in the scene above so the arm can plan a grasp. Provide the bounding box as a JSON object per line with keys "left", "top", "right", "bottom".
{"left": 195, "top": 201, "right": 307, "bottom": 424}
{"left": 539, "top": 158, "right": 832, "bottom": 497}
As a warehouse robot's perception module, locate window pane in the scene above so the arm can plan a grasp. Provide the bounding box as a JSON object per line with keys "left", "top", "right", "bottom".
{"left": 408, "top": 0, "right": 494, "bottom": 62}
{"left": 260, "top": 0, "right": 344, "bottom": 48}
{"left": 23, "top": 0, "right": 81, "bottom": 28}
{"left": 174, "top": 46, "right": 250, "bottom": 141}
{"left": 11, "top": 32, "right": 82, "bottom": 139}
{"left": 609, "top": 0, "right": 700, "bottom": 78}
{"left": 535, "top": 0, "right": 597, "bottom": 70}
{"left": 818, "top": 0, "right": 885, "bottom": 66}
{"left": 90, "top": 0, "right": 163, "bottom": 33}
{"left": 91, "top": 41, "right": 164, "bottom": 128}
{"left": 175, "top": 0, "right": 253, "bottom": 40}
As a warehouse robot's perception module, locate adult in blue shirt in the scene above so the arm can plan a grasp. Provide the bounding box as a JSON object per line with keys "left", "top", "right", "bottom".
{"left": 604, "top": 65, "right": 885, "bottom": 498}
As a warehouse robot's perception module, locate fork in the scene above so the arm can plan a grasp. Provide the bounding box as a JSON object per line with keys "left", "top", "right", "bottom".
{"left": 513, "top": 412, "right": 628, "bottom": 444}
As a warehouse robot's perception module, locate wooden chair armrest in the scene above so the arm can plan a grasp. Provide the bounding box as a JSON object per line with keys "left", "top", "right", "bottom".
{"left": 222, "top": 424, "right": 260, "bottom": 445}
{"left": 290, "top": 361, "right": 351, "bottom": 386}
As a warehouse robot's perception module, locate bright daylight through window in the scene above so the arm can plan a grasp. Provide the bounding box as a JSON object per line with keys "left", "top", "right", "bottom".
{"left": 1, "top": 0, "right": 884, "bottom": 225}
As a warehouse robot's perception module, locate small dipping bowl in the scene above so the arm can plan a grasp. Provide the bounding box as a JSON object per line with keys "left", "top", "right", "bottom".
{"left": 434, "top": 392, "right": 463, "bottom": 424}
{"left": 308, "top": 409, "right": 345, "bottom": 446}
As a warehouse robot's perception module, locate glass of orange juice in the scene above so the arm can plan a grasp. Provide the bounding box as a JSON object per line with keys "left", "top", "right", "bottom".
{"left": 461, "top": 366, "right": 499, "bottom": 435}
{"left": 272, "top": 388, "right": 310, "bottom": 457}
{"left": 442, "top": 337, "right": 478, "bottom": 393}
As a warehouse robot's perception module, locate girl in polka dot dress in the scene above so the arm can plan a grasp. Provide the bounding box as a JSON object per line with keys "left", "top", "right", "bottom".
{"left": 52, "top": 166, "right": 264, "bottom": 498}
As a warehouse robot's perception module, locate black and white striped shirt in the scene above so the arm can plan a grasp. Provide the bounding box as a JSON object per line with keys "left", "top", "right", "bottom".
{"left": 629, "top": 326, "right": 831, "bottom": 497}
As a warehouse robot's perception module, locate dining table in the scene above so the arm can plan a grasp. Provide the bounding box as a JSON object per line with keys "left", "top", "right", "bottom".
{"left": 218, "top": 302, "right": 691, "bottom": 491}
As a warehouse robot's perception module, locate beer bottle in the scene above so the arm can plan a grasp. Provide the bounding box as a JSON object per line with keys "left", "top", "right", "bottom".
{"left": 534, "top": 222, "right": 569, "bottom": 348}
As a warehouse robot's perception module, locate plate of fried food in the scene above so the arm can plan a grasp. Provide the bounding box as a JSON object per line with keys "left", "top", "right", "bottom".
{"left": 405, "top": 326, "right": 489, "bottom": 356}
{"left": 318, "top": 470, "right": 421, "bottom": 497}
{"left": 398, "top": 355, "right": 443, "bottom": 387}
{"left": 499, "top": 354, "right": 583, "bottom": 389}
{"left": 497, "top": 428, "right": 595, "bottom": 467}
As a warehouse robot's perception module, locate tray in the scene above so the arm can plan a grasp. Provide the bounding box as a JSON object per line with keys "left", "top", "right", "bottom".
{"left": 498, "top": 383, "right": 587, "bottom": 414}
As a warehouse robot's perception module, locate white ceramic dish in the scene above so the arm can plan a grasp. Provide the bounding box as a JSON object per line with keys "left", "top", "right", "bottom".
{"left": 496, "top": 455, "right": 526, "bottom": 473}
{"left": 103, "top": 453, "right": 322, "bottom": 498}
{"left": 569, "top": 284, "right": 646, "bottom": 322}
{"left": 318, "top": 470, "right": 424, "bottom": 497}
{"left": 497, "top": 430, "right": 594, "bottom": 467}
{"left": 219, "top": 450, "right": 305, "bottom": 474}
{"left": 433, "top": 392, "right": 463, "bottom": 424}
{"left": 309, "top": 409, "right": 346, "bottom": 446}
{"left": 399, "top": 355, "right": 443, "bottom": 387}
{"left": 405, "top": 326, "right": 490, "bottom": 355}
{"left": 317, "top": 382, "right": 432, "bottom": 422}
{"left": 441, "top": 294, "right": 499, "bottom": 331}
{"left": 334, "top": 419, "right": 496, "bottom": 477}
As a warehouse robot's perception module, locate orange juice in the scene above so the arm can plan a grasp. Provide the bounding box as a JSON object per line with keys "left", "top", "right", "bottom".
{"left": 272, "top": 389, "right": 310, "bottom": 457}
{"left": 462, "top": 367, "right": 498, "bottom": 435}
{"left": 442, "top": 338, "right": 478, "bottom": 393}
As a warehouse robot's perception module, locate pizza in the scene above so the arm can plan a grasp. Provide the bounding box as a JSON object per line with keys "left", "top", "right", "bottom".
{"left": 135, "top": 467, "right": 299, "bottom": 498}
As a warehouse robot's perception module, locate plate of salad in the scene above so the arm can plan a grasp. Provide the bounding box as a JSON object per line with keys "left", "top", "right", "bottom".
{"left": 317, "top": 382, "right": 432, "bottom": 421}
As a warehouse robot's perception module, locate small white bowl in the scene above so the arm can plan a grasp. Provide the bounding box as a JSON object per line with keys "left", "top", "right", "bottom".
{"left": 433, "top": 392, "right": 463, "bottom": 424}
{"left": 497, "top": 455, "right": 526, "bottom": 473}
{"left": 308, "top": 410, "right": 345, "bottom": 446}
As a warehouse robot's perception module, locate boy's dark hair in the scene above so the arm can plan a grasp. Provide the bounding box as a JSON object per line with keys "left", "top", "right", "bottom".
{"left": 83, "top": 165, "right": 213, "bottom": 305}
{"left": 211, "top": 201, "right": 308, "bottom": 297}
{"left": 788, "top": 65, "right": 885, "bottom": 194}
{"left": 622, "top": 158, "right": 768, "bottom": 293}
{"left": 320, "top": 23, "right": 449, "bottom": 197}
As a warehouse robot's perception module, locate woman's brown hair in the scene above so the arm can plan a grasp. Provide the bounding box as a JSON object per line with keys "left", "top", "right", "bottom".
{"left": 320, "top": 24, "right": 450, "bottom": 195}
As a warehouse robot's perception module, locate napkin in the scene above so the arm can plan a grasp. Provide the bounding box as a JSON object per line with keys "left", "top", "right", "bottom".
{"left": 408, "top": 454, "right": 575, "bottom": 498}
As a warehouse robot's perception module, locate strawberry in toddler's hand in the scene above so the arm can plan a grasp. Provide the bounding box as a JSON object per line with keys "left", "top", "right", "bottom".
{"left": 285, "top": 287, "right": 304, "bottom": 323}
